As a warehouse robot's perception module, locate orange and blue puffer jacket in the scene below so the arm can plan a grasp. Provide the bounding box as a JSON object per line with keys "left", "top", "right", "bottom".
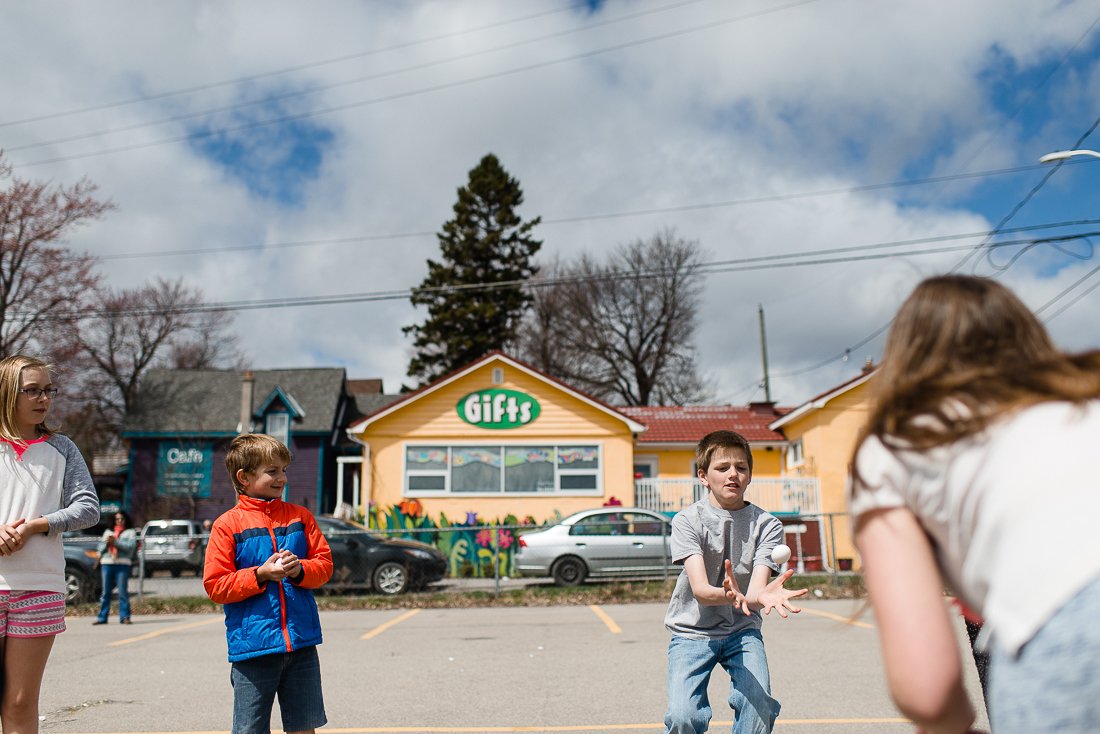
{"left": 203, "top": 495, "right": 333, "bottom": 662}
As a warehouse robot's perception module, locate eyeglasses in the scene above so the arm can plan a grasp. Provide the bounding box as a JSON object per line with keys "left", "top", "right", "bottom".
{"left": 19, "top": 387, "right": 59, "bottom": 399}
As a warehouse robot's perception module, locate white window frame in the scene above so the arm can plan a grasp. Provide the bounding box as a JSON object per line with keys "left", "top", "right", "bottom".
{"left": 265, "top": 413, "right": 289, "bottom": 446}
{"left": 633, "top": 454, "right": 659, "bottom": 479}
{"left": 404, "top": 446, "right": 450, "bottom": 493}
{"left": 786, "top": 439, "right": 804, "bottom": 469}
{"left": 403, "top": 442, "right": 603, "bottom": 497}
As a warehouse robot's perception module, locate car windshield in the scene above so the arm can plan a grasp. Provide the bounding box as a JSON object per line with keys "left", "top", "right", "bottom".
{"left": 143, "top": 525, "right": 190, "bottom": 536}
{"left": 316, "top": 517, "right": 384, "bottom": 540}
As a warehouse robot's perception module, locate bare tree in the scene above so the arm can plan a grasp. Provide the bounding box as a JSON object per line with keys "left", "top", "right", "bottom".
{"left": 519, "top": 230, "right": 710, "bottom": 406}
{"left": 71, "top": 277, "right": 240, "bottom": 434}
{"left": 0, "top": 152, "right": 112, "bottom": 357}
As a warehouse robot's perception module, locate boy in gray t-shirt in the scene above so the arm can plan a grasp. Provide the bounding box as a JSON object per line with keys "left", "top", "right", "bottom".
{"left": 664, "top": 430, "right": 805, "bottom": 734}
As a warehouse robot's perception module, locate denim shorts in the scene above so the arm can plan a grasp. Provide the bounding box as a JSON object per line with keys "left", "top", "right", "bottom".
{"left": 231, "top": 646, "right": 326, "bottom": 734}
{"left": 988, "top": 573, "right": 1100, "bottom": 733}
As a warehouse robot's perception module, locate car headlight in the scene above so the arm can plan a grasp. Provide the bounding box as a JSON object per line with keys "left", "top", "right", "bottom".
{"left": 406, "top": 549, "right": 436, "bottom": 560}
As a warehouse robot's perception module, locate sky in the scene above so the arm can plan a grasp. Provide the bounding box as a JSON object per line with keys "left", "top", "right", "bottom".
{"left": 3, "top": 0, "right": 1100, "bottom": 409}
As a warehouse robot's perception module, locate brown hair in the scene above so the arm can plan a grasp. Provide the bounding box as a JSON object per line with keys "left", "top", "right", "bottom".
{"left": 0, "top": 355, "right": 56, "bottom": 443}
{"left": 851, "top": 275, "right": 1100, "bottom": 486}
{"left": 225, "top": 433, "right": 292, "bottom": 494}
{"left": 696, "top": 430, "right": 753, "bottom": 474}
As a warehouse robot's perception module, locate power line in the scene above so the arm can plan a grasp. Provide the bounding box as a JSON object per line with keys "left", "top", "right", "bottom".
{"left": 0, "top": 0, "right": 592, "bottom": 129}
{"left": 19, "top": 229, "right": 1096, "bottom": 323}
{"left": 12, "top": 0, "right": 823, "bottom": 169}
{"left": 90, "top": 172, "right": 1098, "bottom": 261}
{"left": 6, "top": 0, "right": 712, "bottom": 153}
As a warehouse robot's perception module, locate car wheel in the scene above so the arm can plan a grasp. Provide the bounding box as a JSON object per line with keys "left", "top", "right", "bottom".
{"left": 372, "top": 561, "right": 409, "bottom": 595}
{"left": 552, "top": 556, "right": 587, "bottom": 586}
{"left": 65, "top": 564, "right": 93, "bottom": 604}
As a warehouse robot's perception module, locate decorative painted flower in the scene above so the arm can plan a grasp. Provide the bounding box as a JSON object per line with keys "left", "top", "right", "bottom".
{"left": 476, "top": 529, "right": 493, "bottom": 548}
{"left": 498, "top": 530, "right": 514, "bottom": 549}
{"left": 398, "top": 499, "right": 424, "bottom": 518}
{"left": 465, "top": 511, "right": 480, "bottom": 526}
{"left": 603, "top": 496, "right": 623, "bottom": 507}
{"left": 522, "top": 515, "right": 536, "bottom": 526}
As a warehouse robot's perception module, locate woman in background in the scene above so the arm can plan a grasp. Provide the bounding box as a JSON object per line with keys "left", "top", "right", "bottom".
{"left": 95, "top": 510, "right": 137, "bottom": 625}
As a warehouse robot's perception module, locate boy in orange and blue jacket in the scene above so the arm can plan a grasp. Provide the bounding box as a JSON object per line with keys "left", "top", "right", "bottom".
{"left": 203, "top": 434, "right": 334, "bottom": 734}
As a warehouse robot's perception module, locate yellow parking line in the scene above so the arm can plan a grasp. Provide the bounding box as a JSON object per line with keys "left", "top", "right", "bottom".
{"left": 109, "top": 617, "right": 222, "bottom": 647}
{"left": 361, "top": 609, "right": 421, "bottom": 640}
{"left": 327, "top": 718, "right": 912, "bottom": 731}
{"left": 588, "top": 604, "right": 621, "bottom": 634}
{"left": 798, "top": 607, "right": 874, "bottom": 629}
{"left": 62, "top": 719, "right": 915, "bottom": 734}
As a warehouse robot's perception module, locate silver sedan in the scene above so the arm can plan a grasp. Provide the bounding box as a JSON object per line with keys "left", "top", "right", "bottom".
{"left": 513, "top": 507, "right": 675, "bottom": 586}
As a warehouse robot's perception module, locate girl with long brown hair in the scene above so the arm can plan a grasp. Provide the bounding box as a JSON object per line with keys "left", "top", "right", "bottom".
{"left": 849, "top": 275, "right": 1100, "bottom": 734}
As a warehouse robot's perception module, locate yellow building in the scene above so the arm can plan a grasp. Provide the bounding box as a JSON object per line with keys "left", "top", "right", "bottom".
{"left": 346, "top": 352, "right": 829, "bottom": 569}
{"left": 769, "top": 364, "right": 876, "bottom": 568}
{"left": 346, "top": 352, "right": 646, "bottom": 524}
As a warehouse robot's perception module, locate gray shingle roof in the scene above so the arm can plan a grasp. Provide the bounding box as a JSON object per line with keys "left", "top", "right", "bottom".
{"left": 123, "top": 368, "right": 349, "bottom": 435}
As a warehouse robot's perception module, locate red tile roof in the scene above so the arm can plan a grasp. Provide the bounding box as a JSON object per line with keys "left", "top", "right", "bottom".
{"left": 620, "top": 405, "right": 790, "bottom": 444}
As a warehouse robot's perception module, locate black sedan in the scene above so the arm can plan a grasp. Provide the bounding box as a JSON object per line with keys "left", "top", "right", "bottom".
{"left": 315, "top": 515, "right": 447, "bottom": 595}
{"left": 64, "top": 543, "right": 102, "bottom": 604}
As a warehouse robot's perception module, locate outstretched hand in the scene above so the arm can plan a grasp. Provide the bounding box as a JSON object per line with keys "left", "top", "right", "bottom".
{"left": 758, "top": 568, "right": 807, "bottom": 618}
{"left": 722, "top": 559, "right": 751, "bottom": 616}
{"left": 722, "top": 561, "right": 807, "bottom": 618}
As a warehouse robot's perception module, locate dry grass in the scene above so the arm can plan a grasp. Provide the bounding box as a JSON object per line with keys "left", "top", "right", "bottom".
{"left": 67, "top": 574, "right": 865, "bottom": 615}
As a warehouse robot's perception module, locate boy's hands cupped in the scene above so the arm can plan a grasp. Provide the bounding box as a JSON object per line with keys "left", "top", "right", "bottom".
{"left": 259, "top": 550, "right": 302, "bottom": 581}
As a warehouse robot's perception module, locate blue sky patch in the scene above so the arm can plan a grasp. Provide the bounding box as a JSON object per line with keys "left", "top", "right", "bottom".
{"left": 186, "top": 95, "right": 335, "bottom": 206}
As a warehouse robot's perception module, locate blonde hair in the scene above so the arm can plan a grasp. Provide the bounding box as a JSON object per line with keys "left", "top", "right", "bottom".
{"left": 852, "top": 275, "right": 1100, "bottom": 485}
{"left": 225, "top": 433, "right": 292, "bottom": 494}
{"left": 696, "top": 430, "right": 753, "bottom": 474}
{"left": 0, "top": 355, "right": 56, "bottom": 443}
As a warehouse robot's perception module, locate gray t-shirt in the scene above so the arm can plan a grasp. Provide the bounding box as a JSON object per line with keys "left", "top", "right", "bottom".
{"left": 663, "top": 499, "right": 784, "bottom": 640}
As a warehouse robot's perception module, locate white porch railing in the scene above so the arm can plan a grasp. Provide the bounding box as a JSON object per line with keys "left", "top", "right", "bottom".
{"left": 633, "top": 477, "right": 821, "bottom": 516}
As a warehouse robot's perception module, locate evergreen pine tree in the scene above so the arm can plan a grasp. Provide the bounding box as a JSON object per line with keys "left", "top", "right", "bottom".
{"left": 404, "top": 154, "right": 542, "bottom": 386}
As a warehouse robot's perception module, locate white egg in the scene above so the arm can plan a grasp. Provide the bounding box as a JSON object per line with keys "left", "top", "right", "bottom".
{"left": 771, "top": 544, "right": 792, "bottom": 565}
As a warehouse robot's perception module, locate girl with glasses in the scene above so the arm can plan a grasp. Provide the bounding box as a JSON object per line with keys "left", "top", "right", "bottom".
{"left": 0, "top": 355, "right": 100, "bottom": 734}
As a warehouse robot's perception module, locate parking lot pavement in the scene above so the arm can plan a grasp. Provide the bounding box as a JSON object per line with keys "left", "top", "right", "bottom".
{"left": 126, "top": 573, "right": 555, "bottom": 601}
{"left": 42, "top": 600, "right": 989, "bottom": 733}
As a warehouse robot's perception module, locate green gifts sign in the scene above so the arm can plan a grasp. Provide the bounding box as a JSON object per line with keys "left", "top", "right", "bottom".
{"left": 457, "top": 389, "right": 540, "bottom": 429}
{"left": 157, "top": 442, "right": 213, "bottom": 497}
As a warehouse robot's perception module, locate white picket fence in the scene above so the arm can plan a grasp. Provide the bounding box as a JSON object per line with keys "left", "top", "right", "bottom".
{"left": 633, "top": 477, "right": 820, "bottom": 515}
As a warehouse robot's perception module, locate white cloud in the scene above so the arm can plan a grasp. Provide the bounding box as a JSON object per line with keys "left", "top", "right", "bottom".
{"left": 4, "top": 0, "right": 1099, "bottom": 406}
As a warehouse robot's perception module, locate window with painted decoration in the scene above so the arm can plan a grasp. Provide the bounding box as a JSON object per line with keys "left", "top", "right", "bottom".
{"left": 405, "top": 446, "right": 448, "bottom": 491}
{"left": 404, "top": 444, "right": 600, "bottom": 495}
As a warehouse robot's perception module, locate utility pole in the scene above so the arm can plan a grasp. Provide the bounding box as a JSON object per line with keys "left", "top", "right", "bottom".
{"left": 758, "top": 304, "right": 772, "bottom": 403}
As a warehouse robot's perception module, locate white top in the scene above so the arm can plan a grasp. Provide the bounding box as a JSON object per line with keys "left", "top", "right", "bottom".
{"left": 850, "top": 400, "right": 1100, "bottom": 655}
{"left": 0, "top": 435, "right": 100, "bottom": 593}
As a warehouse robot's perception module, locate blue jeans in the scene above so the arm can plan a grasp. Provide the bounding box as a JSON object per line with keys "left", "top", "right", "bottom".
{"left": 97, "top": 563, "right": 131, "bottom": 622}
{"left": 665, "top": 630, "right": 780, "bottom": 734}
{"left": 231, "top": 646, "right": 327, "bottom": 734}
{"left": 988, "top": 573, "right": 1100, "bottom": 733}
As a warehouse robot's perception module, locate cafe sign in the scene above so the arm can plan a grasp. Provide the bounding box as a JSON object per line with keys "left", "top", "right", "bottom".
{"left": 457, "top": 389, "right": 540, "bottom": 429}
{"left": 156, "top": 442, "right": 213, "bottom": 497}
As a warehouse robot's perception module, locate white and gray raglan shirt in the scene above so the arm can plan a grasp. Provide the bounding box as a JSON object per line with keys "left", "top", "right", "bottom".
{"left": 0, "top": 434, "right": 100, "bottom": 593}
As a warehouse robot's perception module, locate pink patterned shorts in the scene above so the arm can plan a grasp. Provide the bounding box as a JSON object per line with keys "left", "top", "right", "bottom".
{"left": 0, "top": 590, "right": 66, "bottom": 637}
